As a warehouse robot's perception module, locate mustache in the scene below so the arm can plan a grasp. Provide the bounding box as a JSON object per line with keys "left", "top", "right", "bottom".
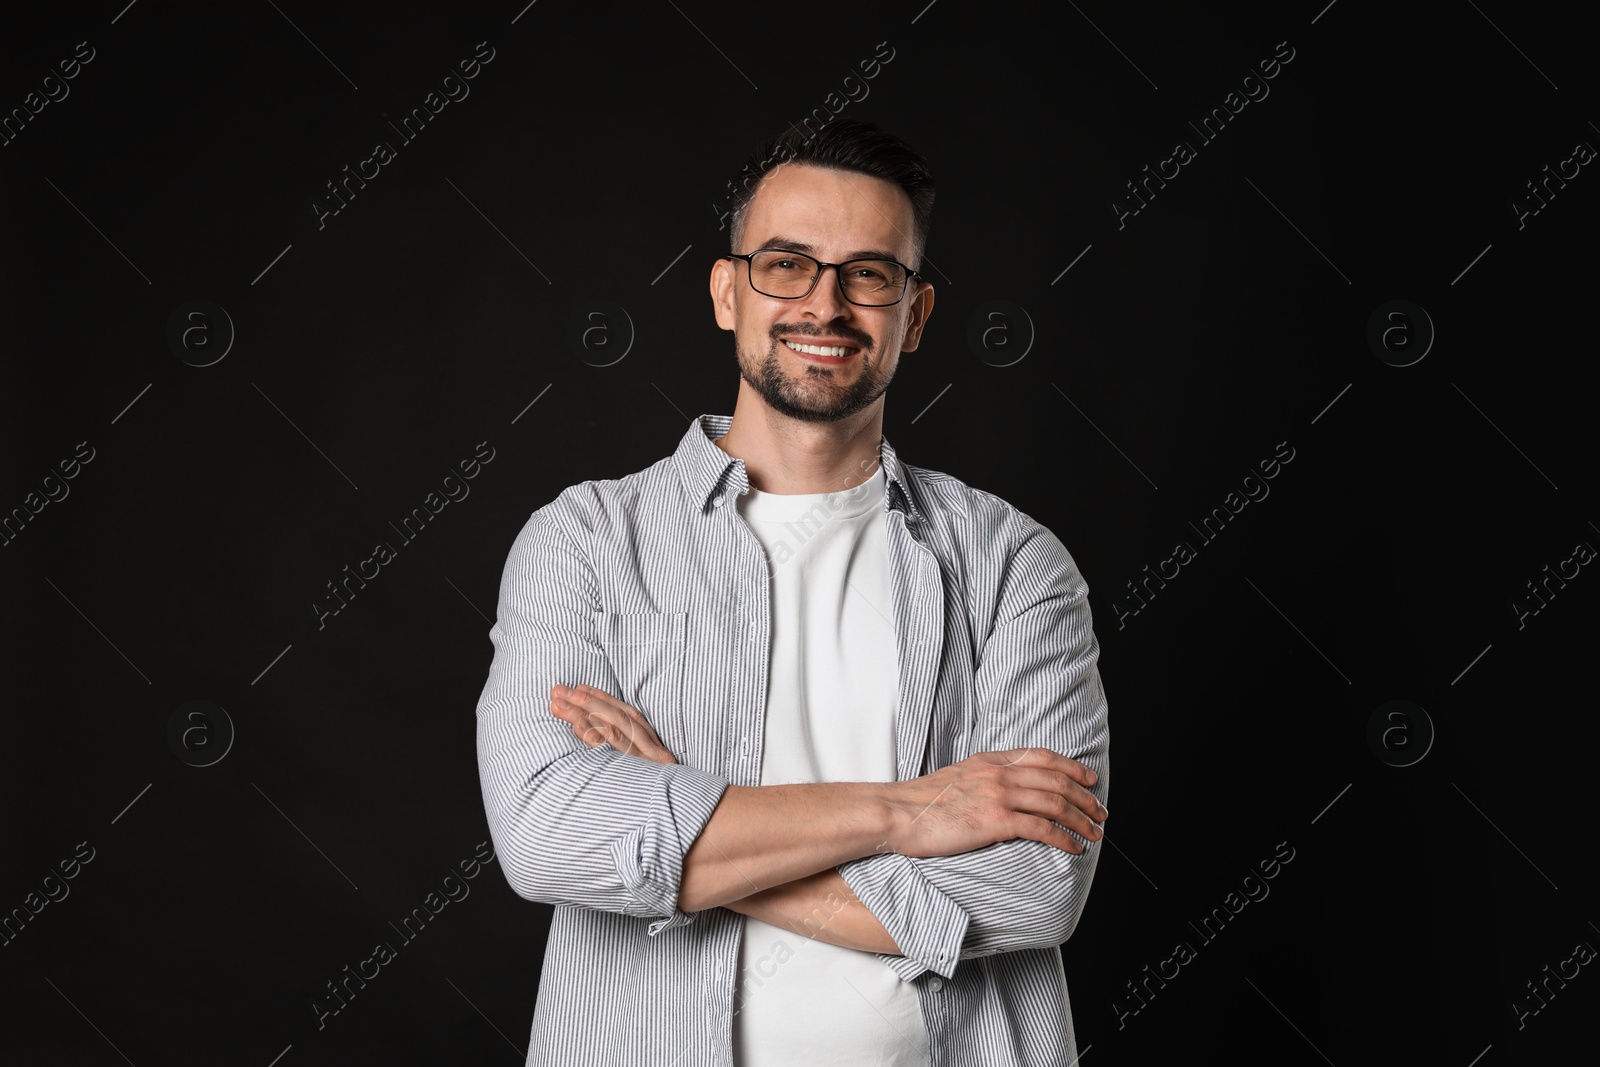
{"left": 771, "top": 324, "right": 874, "bottom": 350}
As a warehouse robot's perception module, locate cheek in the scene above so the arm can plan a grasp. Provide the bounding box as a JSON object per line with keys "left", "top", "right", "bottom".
{"left": 746, "top": 323, "right": 775, "bottom": 352}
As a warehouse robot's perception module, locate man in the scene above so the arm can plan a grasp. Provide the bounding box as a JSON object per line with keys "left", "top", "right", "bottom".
{"left": 476, "top": 117, "right": 1110, "bottom": 1067}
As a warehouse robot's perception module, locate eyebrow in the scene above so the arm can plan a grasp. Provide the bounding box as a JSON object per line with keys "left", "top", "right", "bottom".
{"left": 756, "top": 236, "right": 905, "bottom": 263}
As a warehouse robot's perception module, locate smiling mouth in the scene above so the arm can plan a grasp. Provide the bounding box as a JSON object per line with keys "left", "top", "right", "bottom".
{"left": 782, "top": 339, "right": 860, "bottom": 362}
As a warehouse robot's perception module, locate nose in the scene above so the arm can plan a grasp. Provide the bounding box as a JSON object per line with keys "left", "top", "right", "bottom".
{"left": 797, "top": 263, "right": 852, "bottom": 321}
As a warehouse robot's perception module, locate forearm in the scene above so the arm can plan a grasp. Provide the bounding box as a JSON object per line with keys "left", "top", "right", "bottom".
{"left": 840, "top": 808, "right": 1103, "bottom": 969}
{"left": 723, "top": 868, "right": 903, "bottom": 955}
{"left": 482, "top": 739, "right": 729, "bottom": 918}
{"left": 677, "top": 781, "right": 895, "bottom": 912}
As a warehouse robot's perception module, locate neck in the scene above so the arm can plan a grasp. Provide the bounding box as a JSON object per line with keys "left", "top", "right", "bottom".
{"left": 714, "top": 380, "right": 884, "bottom": 495}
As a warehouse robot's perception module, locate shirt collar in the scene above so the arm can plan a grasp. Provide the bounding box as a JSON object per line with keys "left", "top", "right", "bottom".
{"left": 674, "top": 413, "right": 924, "bottom": 526}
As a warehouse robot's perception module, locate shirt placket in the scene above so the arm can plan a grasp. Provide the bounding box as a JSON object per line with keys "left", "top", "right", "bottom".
{"left": 704, "top": 473, "right": 773, "bottom": 1067}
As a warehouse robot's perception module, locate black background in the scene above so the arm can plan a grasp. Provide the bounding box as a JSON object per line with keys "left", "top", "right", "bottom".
{"left": 2, "top": 1, "right": 1595, "bottom": 1064}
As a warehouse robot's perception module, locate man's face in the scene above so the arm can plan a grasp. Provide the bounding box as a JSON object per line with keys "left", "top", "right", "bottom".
{"left": 710, "top": 163, "right": 934, "bottom": 423}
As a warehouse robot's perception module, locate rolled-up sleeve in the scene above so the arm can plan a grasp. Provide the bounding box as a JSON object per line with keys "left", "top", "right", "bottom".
{"left": 476, "top": 502, "right": 731, "bottom": 935}
{"left": 838, "top": 512, "right": 1110, "bottom": 981}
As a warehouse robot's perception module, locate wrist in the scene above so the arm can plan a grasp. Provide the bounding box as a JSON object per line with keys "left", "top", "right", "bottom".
{"left": 857, "top": 781, "right": 901, "bottom": 859}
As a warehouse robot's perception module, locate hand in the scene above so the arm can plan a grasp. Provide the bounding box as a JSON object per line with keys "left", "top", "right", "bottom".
{"left": 879, "top": 748, "right": 1106, "bottom": 859}
{"left": 550, "top": 684, "right": 678, "bottom": 765}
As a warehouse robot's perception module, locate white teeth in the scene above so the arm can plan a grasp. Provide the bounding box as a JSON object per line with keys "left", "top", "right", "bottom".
{"left": 784, "top": 340, "right": 851, "bottom": 357}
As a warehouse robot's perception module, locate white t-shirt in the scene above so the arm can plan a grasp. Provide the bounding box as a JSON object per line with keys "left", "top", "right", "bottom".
{"left": 730, "top": 463, "right": 931, "bottom": 1067}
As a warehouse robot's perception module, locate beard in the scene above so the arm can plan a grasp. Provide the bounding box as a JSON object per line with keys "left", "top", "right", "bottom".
{"left": 737, "top": 325, "right": 894, "bottom": 423}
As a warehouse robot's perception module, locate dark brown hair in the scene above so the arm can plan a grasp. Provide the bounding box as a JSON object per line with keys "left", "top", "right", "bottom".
{"left": 728, "top": 117, "right": 936, "bottom": 269}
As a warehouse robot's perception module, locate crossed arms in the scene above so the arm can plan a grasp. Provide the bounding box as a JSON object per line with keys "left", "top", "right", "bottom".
{"left": 476, "top": 504, "right": 1110, "bottom": 981}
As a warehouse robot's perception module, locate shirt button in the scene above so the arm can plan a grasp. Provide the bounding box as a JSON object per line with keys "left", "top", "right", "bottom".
{"left": 927, "top": 976, "right": 944, "bottom": 992}
{"left": 713, "top": 495, "right": 725, "bottom": 508}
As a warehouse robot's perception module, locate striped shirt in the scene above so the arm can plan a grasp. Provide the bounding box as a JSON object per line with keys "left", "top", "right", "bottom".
{"left": 476, "top": 413, "right": 1111, "bottom": 1067}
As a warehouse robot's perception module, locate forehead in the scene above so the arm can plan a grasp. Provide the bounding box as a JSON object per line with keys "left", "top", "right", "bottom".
{"left": 743, "top": 163, "right": 915, "bottom": 261}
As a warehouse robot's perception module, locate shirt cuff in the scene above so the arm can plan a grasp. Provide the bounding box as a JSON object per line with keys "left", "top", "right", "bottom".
{"left": 605, "top": 752, "right": 729, "bottom": 935}
{"left": 837, "top": 852, "right": 971, "bottom": 980}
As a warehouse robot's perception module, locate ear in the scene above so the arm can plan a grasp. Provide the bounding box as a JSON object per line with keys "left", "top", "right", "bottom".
{"left": 897, "top": 281, "right": 935, "bottom": 353}
{"left": 710, "top": 257, "right": 738, "bottom": 332}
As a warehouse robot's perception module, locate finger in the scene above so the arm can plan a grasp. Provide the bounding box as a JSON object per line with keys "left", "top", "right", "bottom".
{"left": 999, "top": 747, "right": 1100, "bottom": 790}
{"left": 567, "top": 684, "right": 630, "bottom": 714}
{"left": 990, "top": 764, "right": 1107, "bottom": 822}
{"left": 554, "top": 693, "right": 623, "bottom": 727}
{"left": 1010, "top": 812, "right": 1092, "bottom": 855}
{"left": 565, "top": 689, "right": 654, "bottom": 738}
{"left": 574, "top": 720, "right": 610, "bottom": 748}
{"left": 571, "top": 709, "right": 666, "bottom": 762}
{"left": 1004, "top": 784, "right": 1105, "bottom": 841}
{"left": 567, "top": 687, "right": 662, "bottom": 740}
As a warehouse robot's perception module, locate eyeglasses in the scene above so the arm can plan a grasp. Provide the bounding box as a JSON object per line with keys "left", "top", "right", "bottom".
{"left": 723, "top": 249, "right": 923, "bottom": 307}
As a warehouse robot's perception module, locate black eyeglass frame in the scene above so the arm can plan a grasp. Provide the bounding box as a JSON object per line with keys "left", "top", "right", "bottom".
{"left": 723, "top": 249, "right": 925, "bottom": 308}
